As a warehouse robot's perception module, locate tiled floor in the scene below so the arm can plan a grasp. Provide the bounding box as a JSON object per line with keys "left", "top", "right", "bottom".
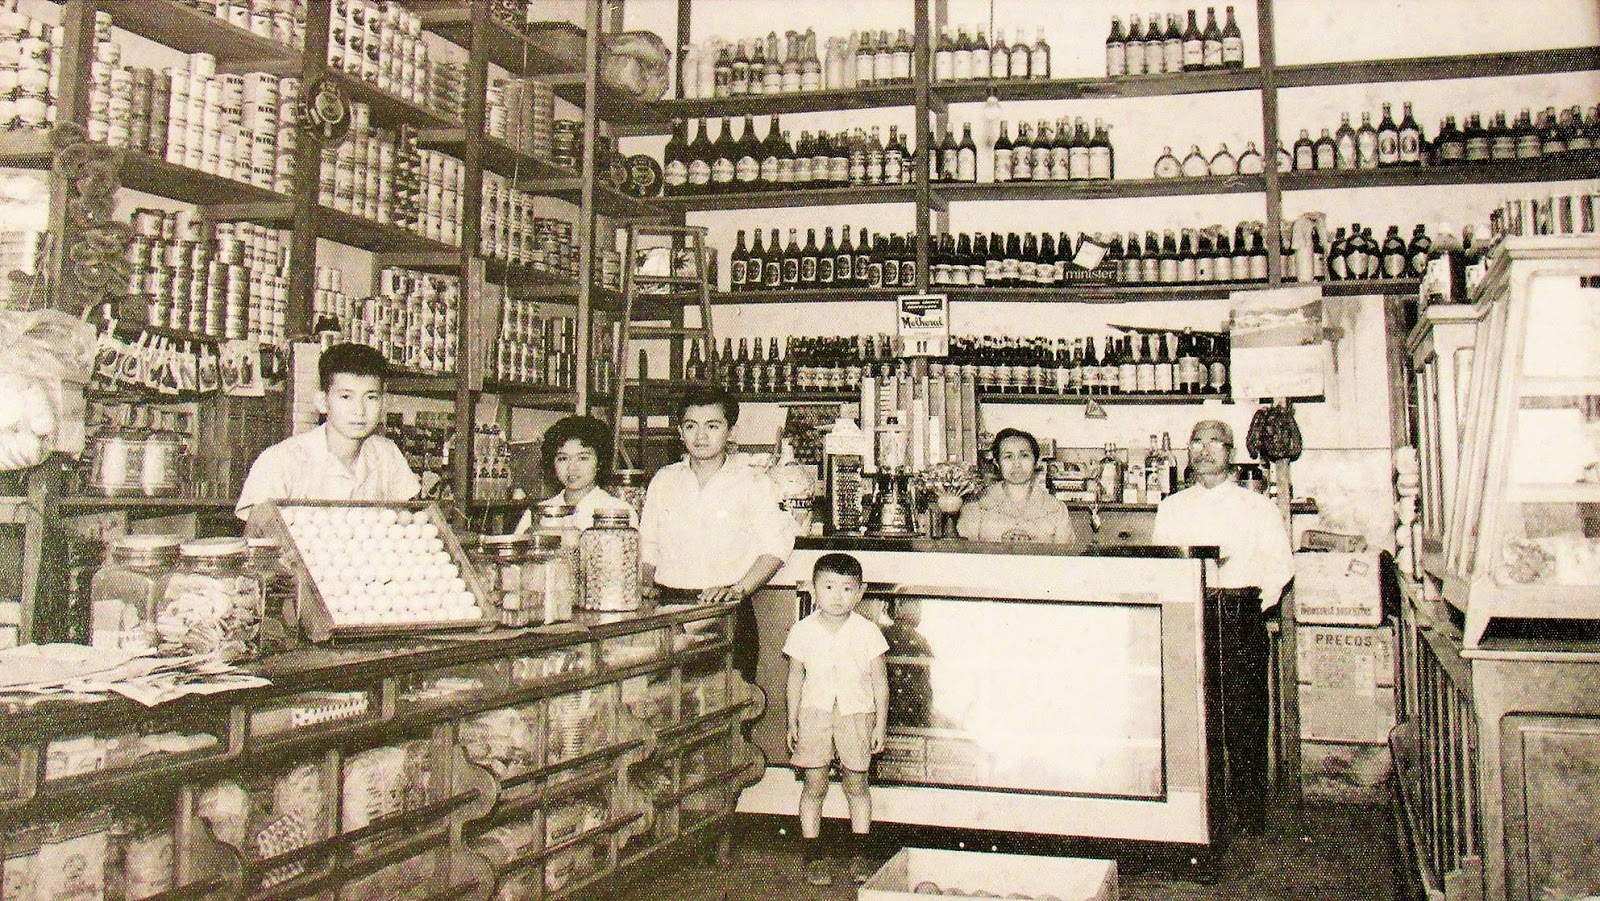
{"left": 608, "top": 800, "right": 1399, "bottom": 900}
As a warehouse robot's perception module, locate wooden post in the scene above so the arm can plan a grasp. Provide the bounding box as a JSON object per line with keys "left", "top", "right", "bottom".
{"left": 1272, "top": 415, "right": 1302, "bottom": 804}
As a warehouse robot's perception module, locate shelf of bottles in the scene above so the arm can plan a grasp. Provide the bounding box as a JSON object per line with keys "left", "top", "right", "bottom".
{"left": 687, "top": 330, "right": 1238, "bottom": 403}
{"left": 1279, "top": 101, "right": 1600, "bottom": 191}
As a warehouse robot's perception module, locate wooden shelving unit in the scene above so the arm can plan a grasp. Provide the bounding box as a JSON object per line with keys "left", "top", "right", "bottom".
{"left": 656, "top": 182, "right": 922, "bottom": 212}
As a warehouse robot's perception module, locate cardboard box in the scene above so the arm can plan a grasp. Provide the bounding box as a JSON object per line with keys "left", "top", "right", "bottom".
{"left": 1301, "top": 685, "right": 1397, "bottom": 744}
{"left": 1297, "top": 624, "right": 1397, "bottom": 744}
{"left": 860, "top": 848, "right": 1117, "bottom": 901}
{"left": 1295, "top": 551, "right": 1384, "bottom": 626}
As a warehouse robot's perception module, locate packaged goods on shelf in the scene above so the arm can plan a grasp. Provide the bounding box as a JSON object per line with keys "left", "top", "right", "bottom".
{"left": 479, "top": 174, "right": 579, "bottom": 274}
{"left": 314, "top": 266, "right": 459, "bottom": 375}
{"left": 458, "top": 704, "right": 541, "bottom": 779}
{"left": 1289, "top": 103, "right": 1598, "bottom": 172}
{"left": 0, "top": 9, "right": 64, "bottom": 132}
{"left": 172, "top": 0, "right": 308, "bottom": 49}
{"left": 664, "top": 117, "right": 915, "bottom": 196}
{"left": 318, "top": 109, "right": 463, "bottom": 244}
{"left": 472, "top": 423, "right": 511, "bottom": 502}
{"left": 326, "top": 0, "right": 443, "bottom": 114}
{"left": 44, "top": 728, "right": 221, "bottom": 782}
{"left": 493, "top": 298, "right": 579, "bottom": 389}
{"left": 194, "top": 762, "right": 325, "bottom": 890}
{"left": 125, "top": 210, "right": 291, "bottom": 346}
{"left": 486, "top": 76, "right": 555, "bottom": 160}
{"left": 340, "top": 739, "right": 434, "bottom": 832}
{"left": 728, "top": 226, "right": 914, "bottom": 292}
{"left": 387, "top": 411, "right": 452, "bottom": 492}
{"left": 249, "top": 690, "right": 372, "bottom": 737}
{"left": 978, "top": 117, "right": 1115, "bottom": 184}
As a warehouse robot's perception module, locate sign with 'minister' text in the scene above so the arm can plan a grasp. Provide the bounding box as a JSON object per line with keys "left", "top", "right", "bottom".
{"left": 896, "top": 293, "right": 949, "bottom": 358}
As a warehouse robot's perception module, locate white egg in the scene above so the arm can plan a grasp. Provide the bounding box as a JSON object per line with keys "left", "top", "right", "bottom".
{"left": 422, "top": 537, "right": 444, "bottom": 554}
{"left": 448, "top": 577, "right": 467, "bottom": 594}
{"left": 371, "top": 595, "right": 393, "bottom": 613}
{"left": 410, "top": 510, "right": 431, "bottom": 526}
{"left": 432, "top": 551, "right": 454, "bottom": 568}
{"left": 387, "top": 524, "right": 408, "bottom": 541}
{"left": 418, "top": 522, "right": 438, "bottom": 539}
{"left": 400, "top": 522, "right": 422, "bottom": 541}
{"left": 377, "top": 507, "right": 399, "bottom": 526}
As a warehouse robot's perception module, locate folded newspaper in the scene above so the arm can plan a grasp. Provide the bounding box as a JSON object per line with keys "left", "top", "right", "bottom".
{"left": 0, "top": 643, "right": 270, "bottom": 707}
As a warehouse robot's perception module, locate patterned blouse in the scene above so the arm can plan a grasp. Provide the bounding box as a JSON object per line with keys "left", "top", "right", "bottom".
{"left": 956, "top": 482, "right": 1077, "bottom": 543}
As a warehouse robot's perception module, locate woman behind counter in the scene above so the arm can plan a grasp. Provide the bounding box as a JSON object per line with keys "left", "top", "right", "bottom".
{"left": 515, "top": 415, "right": 636, "bottom": 533}
{"left": 957, "top": 428, "right": 1077, "bottom": 543}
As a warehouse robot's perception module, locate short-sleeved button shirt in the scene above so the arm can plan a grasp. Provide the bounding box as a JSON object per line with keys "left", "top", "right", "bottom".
{"left": 235, "top": 424, "right": 421, "bottom": 520}
{"left": 782, "top": 611, "right": 888, "bottom": 716}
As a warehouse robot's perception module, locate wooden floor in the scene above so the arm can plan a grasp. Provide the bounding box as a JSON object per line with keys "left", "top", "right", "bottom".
{"left": 605, "top": 800, "right": 1400, "bottom": 900}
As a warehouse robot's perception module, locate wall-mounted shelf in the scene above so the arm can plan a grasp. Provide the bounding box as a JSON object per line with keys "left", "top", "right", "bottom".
{"left": 933, "top": 67, "right": 1261, "bottom": 104}
{"left": 658, "top": 183, "right": 923, "bottom": 212}
{"left": 120, "top": 149, "right": 289, "bottom": 206}
{"left": 101, "top": 0, "right": 302, "bottom": 65}
{"left": 1280, "top": 157, "right": 1600, "bottom": 192}
{"left": 327, "top": 70, "right": 460, "bottom": 130}
{"left": 1275, "top": 45, "right": 1600, "bottom": 89}
{"left": 628, "top": 83, "right": 918, "bottom": 126}
{"left": 416, "top": 5, "right": 582, "bottom": 77}
{"left": 932, "top": 174, "right": 1266, "bottom": 203}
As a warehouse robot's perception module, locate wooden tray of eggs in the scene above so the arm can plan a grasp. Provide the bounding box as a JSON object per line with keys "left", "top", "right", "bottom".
{"left": 245, "top": 500, "right": 494, "bottom": 643}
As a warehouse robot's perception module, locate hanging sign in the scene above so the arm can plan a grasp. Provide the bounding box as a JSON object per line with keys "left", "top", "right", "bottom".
{"left": 896, "top": 293, "right": 949, "bottom": 358}
{"left": 1229, "top": 285, "right": 1327, "bottom": 400}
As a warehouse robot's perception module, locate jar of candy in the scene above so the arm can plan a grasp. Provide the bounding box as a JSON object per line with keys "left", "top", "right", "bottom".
{"left": 537, "top": 502, "right": 584, "bottom": 601}
{"left": 527, "top": 533, "right": 576, "bottom": 624}
{"left": 612, "top": 469, "right": 645, "bottom": 519}
{"left": 90, "top": 534, "right": 181, "bottom": 652}
{"left": 246, "top": 537, "right": 297, "bottom": 651}
{"left": 479, "top": 534, "right": 532, "bottom": 627}
{"left": 158, "top": 538, "right": 262, "bottom": 662}
{"left": 579, "top": 509, "right": 640, "bottom": 611}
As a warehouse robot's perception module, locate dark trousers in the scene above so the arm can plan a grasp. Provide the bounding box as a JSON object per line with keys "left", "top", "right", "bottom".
{"left": 659, "top": 587, "right": 760, "bottom": 685}
{"left": 1216, "top": 588, "right": 1270, "bottom": 830}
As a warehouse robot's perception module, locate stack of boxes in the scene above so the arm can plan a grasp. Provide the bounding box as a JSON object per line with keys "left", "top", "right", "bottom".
{"left": 125, "top": 209, "right": 291, "bottom": 346}
{"left": 1294, "top": 548, "right": 1396, "bottom": 803}
{"left": 318, "top": 103, "right": 464, "bottom": 245}
{"left": 0, "top": 9, "right": 64, "bottom": 133}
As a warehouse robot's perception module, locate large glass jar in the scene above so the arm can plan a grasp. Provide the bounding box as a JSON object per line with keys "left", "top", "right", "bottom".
{"left": 90, "top": 535, "right": 181, "bottom": 652}
{"left": 158, "top": 538, "right": 262, "bottom": 662}
{"left": 579, "top": 509, "right": 640, "bottom": 611}
{"left": 246, "top": 537, "right": 297, "bottom": 651}
{"left": 527, "top": 533, "right": 576, "bottom": 624}
{"left": 478, "top": 534, "right": 532, "bottom": 627}
{"left": 140, "top": 428, "right": 183, "bottom": 497}
{"left": 612, "top": 469, "right": 645, "bottom": 520}
{"left": 89, "top": 432, "right": 145, "bottom": 497}
{"left": 537, "top": 502, "right": 584, "bottom": 602}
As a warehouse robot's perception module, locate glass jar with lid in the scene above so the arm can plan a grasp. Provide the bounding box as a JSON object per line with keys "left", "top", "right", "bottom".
{"left": 90, "top": 431, "right": 145, "bottom": 497}
{"left": 158, "top": 537, "right": 262, "bottom": 662}
{"left": 478, "top": 533, "right": 532, "bottom": 627}
{"left": 245, "top": 537, "right": 297, "bottom": 651}
{"left": 140, "top": 426, "right": 183, "bottom": 498}
{"left": 579, "top": 509, "right": 641, "bottom": 611}
{"left": 612, "top": 469, "right": 645, "bottom": 520}
{"left": 527, "top": 532, "right": 577, "bottom": 624}
{"left": 90, "top": 534, "right": 181, "bottom": 652}
{"left": 536, "top": 502, "right": 584, "bottom": 602}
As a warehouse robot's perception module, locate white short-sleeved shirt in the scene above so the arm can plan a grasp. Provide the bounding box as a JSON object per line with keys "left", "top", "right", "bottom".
{"left": 1154, "top": 479, "right": 1295, "bottom": 608}
{"left": 513, "top": 488, "right": 637, "bottom": 534}
{"left": 782, "top": 611, "right": 888, "bottom": 716}
{"left": 640, "top": 453, "right": 796, "bottom": 590}
{"left": 235, "top": 424, "right": 421, "bottom": 520}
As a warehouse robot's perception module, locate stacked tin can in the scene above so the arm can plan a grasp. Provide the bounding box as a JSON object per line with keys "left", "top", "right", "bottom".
{"left": 178, "top": 0, "right": 307, "bottom": 49}
{"left": 332, "top": 267, "right": 459, "bottom": 374}
{"left": 164, "top": 55, "right": 299, "bottom": 192}
{"left": 0, "top": 8, "right": 62, "bottom": 132}
{"left": 327, "top": 0, "right": 444, "bottom": 115}
{"left": 493, "top": 298, "right": 577, "bottom": 388}
{"left": 551, "top": 119, "right": 581, "bottom": 170}
{"left": 126, "top": 209, "right": 290, "bottom": 346}
{"left": 319, "top": 103, "right": 462, "bottom": 245}
{"left": 312, "top": 266, "right": 351, "bottom": 335}
{"left": 485, "top": 76, "right": 554, "bottom": 159}
{"left": 479, "top": 174, "right": 577, "bottom": 276}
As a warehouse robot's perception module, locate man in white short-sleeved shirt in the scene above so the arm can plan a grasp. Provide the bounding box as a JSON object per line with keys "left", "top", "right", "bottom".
{"left": 235, "top": 343, "right": 420, "bottom": 521}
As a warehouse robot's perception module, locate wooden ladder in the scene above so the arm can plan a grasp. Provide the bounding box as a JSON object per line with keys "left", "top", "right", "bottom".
{"left": 610, "top": 223, "right": 716, "bottom": 469}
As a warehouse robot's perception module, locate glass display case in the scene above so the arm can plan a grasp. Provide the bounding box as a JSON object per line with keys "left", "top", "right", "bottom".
{"left": 1407, "top": 301, "right": 1483, "bottom": 563}
{"left": 1441, "top": 236, "right": 1600, "bottom": 647}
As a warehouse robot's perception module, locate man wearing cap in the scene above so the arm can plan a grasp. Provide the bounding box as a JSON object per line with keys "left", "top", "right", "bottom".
{"left": 1154, "top": 418, "right": 1294, "bottom": 832}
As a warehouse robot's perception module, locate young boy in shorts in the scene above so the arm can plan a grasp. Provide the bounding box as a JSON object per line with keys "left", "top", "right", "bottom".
{"left": 782, "top": 552, "right": 888, "bottom": 887}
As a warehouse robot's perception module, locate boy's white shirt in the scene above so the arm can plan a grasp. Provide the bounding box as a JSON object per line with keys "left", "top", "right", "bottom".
{"left": 235, "top": 423, "right": 421, "bottom": 520}
{"left": 782, "top": 610, "right": 888, "bottom": 716}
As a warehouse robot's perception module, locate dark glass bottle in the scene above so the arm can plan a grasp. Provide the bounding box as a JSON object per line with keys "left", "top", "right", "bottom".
{"left": 746, "top": 229, "right": 765, "bottom": 292}
{"left": 730, "top": 229, "right": 748, "bottom": 291}
{"left": 818, "top": 227, "right": 837, "bottom": 286}
{"left": 1398, "top": 103, "right": 1423, "bottom": 167}
{"left": 764, "top": 228, "right": 783, "bottom": 288}
{"left": 800, "top": 228, "right": 820, "bottom": 285}
{"left": 837, "top": 224, "right": 856, "bottom": 288}
{"left": 1201, "top": 7, "right": 1224, "bottom": 69}
{"left": 1221, "top": 5, "right": 1244, "bottom": 68}
{"left": 1181, "top": 9, "right": 1203, "bottom": 71}
{"left": 662, "top": 118, "right": 688, "bottom": 195}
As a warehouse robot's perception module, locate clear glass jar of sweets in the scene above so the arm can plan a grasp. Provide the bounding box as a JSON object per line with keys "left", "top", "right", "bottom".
{"left": 158, "top": 538, "right": 262, "bottom": 662}
{"left": 479, "top": 533, "right": 532, "bottom": 627}
{"left": 612, "top": 469, "right": 645, "bottom": 519}
{"left": 90, "top": 534, "right": 181, "bottom": 652}
{"left": 537, "top": 502, "right": 584, "bottom": 601}
{"left": 246, "top": 537, "right": 296, "bottom": 651}
{"left": 579, "top": 509, "right": 641, "bottom": 611}
{"left": 527, "top": 532, "right": 577, "bottom": 624}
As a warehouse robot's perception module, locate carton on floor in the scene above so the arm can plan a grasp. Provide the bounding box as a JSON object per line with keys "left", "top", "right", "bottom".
{"left": 860, "top": 847, "right": 1117, "bottom": 900}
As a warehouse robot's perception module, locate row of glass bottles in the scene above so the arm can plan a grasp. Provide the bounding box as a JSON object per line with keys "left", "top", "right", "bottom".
{"left": 1153, "top": 141, "right": 1275, "bottom": 177}
{"left": 1104, "top": 7, "right": 1245, "bottom": 76}
{"left": 662, "top": 117, "right": 915, "bottom": 195}
{"left": 933, "top": 25, "right": 1051, "bottom": 81}
{"left": 1292, "top": 103, "right": 1600, "bottom": 171}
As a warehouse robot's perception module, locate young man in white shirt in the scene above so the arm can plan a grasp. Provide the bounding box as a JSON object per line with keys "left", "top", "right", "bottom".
{"left": 235, "top": 343, "right": 420, "bottom": 521}
{"left": 640, "top": 384, "right": 796, "bottom": 683}
{"left": 1154, "top": 418, "right": 1295, "bottom": 832}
